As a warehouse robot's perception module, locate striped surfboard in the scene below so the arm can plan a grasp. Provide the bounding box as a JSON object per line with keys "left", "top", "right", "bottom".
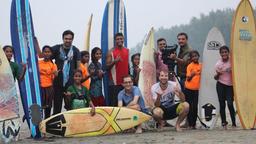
{"left": 10, "top": 0, "right": 42, "bottom": 138}
{"left": 101, "top": 0, "right": 128, "bottom": 105}
{"left": 101, "top": 0, "right": 127, "bottom": 104}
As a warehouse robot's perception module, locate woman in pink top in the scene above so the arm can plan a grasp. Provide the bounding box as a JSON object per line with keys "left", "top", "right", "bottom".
{"left": 214, "top": 46, "right": 236, "bottom": 129}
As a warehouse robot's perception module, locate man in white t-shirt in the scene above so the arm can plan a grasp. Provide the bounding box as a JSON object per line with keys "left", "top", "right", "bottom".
{"left": 151, "top": 70, "right": 189, "bottom": 131}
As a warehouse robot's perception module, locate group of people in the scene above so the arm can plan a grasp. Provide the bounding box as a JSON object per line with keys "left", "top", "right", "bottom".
{"left": 3, "top": 30, "right": 236, "bottom": 135}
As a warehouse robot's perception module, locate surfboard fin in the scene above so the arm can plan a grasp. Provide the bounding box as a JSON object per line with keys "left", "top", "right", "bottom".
{"left": 22, "top": 115, "right": 26, "bottom": 122}
{"left": 29, "top": 104, "right": 42, "bottom": 126}
{"left": 197, "top": 115, "right": 210, "bottom": 129}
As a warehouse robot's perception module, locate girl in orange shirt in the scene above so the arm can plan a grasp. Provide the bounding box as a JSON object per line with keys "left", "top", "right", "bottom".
{"left": 38, "top": 46, "right": 58, "bottom": 119}
{"left": 184, "top": 50, "right": 202, "bottom": 129}
{"left": 80, "top": 51, "right": 91, "bottom": 90}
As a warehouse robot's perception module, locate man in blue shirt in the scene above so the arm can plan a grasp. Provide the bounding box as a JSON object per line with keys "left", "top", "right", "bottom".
{"left": 118, "top": 75, "right": 148, "bottom": 133}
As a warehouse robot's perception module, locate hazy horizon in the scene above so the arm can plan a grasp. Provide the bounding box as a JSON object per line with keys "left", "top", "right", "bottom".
{"left": 0, "top": 0, "right": 255, "bottom": 50}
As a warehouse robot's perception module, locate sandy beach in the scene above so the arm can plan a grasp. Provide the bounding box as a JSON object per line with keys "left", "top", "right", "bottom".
{"left": 17, "top": 123, "right": 255, "bottom": 144}
{"left": 14, "top": 97, "right": 255, "bottom": 144}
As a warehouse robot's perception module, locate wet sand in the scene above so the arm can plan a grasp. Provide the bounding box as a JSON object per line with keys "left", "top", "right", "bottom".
{"left": 13, "top": 95, "right": 255, "bottom": 144}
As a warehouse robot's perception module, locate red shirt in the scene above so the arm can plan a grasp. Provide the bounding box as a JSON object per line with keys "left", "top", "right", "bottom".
{"left": 109, "top": 47, "right": 129, "bottom": 85}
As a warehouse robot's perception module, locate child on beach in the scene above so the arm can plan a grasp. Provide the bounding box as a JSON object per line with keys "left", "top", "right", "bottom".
{"left": 3, "top": 45, "right": 26, "bottom": 81}
{"left": 38, "top": 45, "right": 58, "bottom": 119}
{"left": 88, "top": 47, "right": 105, "bottom": 106}
{"left": 64, "top": 69, "right": 95, "bottom": 115}
{"left": 214, "top": 46, "right": 236, "bottom": 129}
{"left": 184, "top": 50, "right": 202, "bottom": 129}
{"left": 80, "top": 50, "right": 91, "bottom": 90}
{"left": 130, "top": 53, "right": 141, "bottom": 86}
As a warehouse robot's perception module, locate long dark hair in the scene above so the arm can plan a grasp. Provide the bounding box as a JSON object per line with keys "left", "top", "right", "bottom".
{"left": 131, "top": 53, "right": 140, "bottom": 66}
{"left": 91, "top": 47, "right": 101, "bottom": 63}
{"left": 3, "top": 45, "right": 14, "bottom": 53}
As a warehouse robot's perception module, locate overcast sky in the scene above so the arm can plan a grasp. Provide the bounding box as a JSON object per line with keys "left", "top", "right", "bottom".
{"left": 0, "top": 0, "right": 255, "bottom": 50}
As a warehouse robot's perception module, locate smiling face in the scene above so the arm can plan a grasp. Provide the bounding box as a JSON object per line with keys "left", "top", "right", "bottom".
{"left": 122, "top": 76, "right": 133, "bottom": 92}
{"left": 157, "top": 40, "right": 167, "bottom": 51}
{"left": 159, "top": 71, "right": 168, "bottom": 85}
{"left": 132, "top": 55, "right": 140, "bottom": 66}
{"left": 94, "top": 50, "right": 102, "bottom": 61}
{"left": 220, "top": 48, "right": 229, "bottom": 61}
{"left": 190, "top": 52, "right": 199, "bottom": 63}
{"left": 73, "top": 71, "right": 83, "bottom": 85}
{"left": 115, "top": 35, "right": 124, "bottom": 48}
{"left": 4, "top": 47, "right": 13, "bottom": 61}
{"left": 63, "top": 34, "right": 73, "bottom": 48}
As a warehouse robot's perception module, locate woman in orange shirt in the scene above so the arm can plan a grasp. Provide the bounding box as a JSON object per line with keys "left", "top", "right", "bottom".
{"left": 38, "top": 45, "right": 58, "bottom": 119}
{"left": 184, "top": 50, "right": 202, "bottom": 129}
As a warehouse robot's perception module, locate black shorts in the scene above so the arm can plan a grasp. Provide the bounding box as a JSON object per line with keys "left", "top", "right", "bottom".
{"left": 108, "top": 85, "right": 123, "bottom": 106}
{"left": 160, "top": 103, "right": 181, "bottom": 120}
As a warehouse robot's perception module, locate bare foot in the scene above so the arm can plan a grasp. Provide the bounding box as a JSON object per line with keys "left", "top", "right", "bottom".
{"left": 135, "top": 128, "right": 142, "bottom": 134}
{"left": 157, "top": 120, "right": 165, "bottom": 129}
{"left": 175, "top": 125, "right": 182, "bottom": 132}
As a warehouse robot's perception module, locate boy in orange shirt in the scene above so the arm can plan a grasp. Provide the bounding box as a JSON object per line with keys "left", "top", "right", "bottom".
{"left": 38, "top": 46, "right": 58, "bottom": 119}
{"left": 184, "top": 50, "right": 202, "bottom": 129}
{"left": 80, "top": 51, "right": 91, "bottom": 90}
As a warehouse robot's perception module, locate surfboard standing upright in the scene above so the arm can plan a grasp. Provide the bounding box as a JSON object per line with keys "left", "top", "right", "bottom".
{"left": 84, "top": 14, "right": 93, "bottom": 52}
{"left": 10, "top": 0, "right": 42, "bottom": 138}
{"left": 198, "top": 27, "right": 225, "bottom": 129}
{"left": 101, "top": 0, "right": 128, "bottom": 105}
{"left": 231, "top": 0, "right": 256, "bottom": 129}
{"left": 39, "top": 107, "right": 151, "bottom": 137}
{"left": 138, "top": 28, "right": 156, "bottom": 108}
{"left": 0, "top": 48, "right": 21, "bottom": 143}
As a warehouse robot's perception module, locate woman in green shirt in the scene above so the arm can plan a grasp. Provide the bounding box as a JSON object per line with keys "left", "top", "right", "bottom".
{"left": 3, "top": 45, "right": 26, "bottom": 81}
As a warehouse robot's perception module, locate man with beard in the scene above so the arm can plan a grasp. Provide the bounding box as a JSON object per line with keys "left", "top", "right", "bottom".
{"left": 170, "top": 33, "right": 192, "bottom": 91}
{"left": 51, "top": 30, "right": 81, "bottom": 114}
{"left": 151, "top": 70, "right": 189, "bottom": 131}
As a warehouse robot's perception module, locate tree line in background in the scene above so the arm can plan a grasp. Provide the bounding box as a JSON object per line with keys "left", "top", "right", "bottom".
{"left": 131, "top": 8, "right": 256, "bottom": 57}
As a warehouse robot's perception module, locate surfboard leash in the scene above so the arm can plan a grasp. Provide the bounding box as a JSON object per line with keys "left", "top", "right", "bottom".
{"left": 197, "top": 115, "right": 210, "bottom": 129}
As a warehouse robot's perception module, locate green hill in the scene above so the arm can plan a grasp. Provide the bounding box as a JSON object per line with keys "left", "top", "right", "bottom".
{"left": 131, "top": 8, "right": 236, "bottom": 56}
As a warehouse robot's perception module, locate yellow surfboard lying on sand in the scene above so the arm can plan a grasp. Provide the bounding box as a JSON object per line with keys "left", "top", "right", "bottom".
{"left": 231, "top": 0, "right": 256, "bottom": 129}
{"left": 40, "top": 107, "right": 151, "bottom": 137}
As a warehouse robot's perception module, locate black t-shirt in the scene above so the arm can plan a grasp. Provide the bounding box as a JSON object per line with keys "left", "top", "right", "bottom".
{"left": 51, "top": 44, "right": 81, "bottom": 86}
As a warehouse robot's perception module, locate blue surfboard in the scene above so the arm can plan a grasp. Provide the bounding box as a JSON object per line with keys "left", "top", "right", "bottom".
{"left": 10, "top": 0, "right": 42, "bottom": 138}
{"left": 101, "top": 0, "right": 128, "bottom": 105}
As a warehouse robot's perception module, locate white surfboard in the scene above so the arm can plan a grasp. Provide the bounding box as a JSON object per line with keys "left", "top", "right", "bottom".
{"left": 198, "top": 27, "right": 225, "bottom": 129}
{"left": 138, "top": 27, "right": 156, "bottom": 108}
